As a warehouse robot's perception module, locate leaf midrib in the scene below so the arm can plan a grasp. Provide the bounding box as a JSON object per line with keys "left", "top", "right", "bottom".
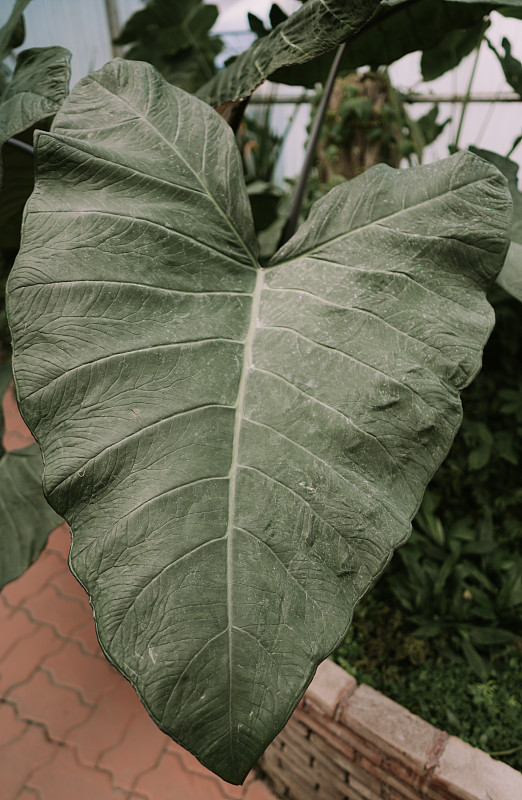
{"left": 225, "top": 267, "right": 264, "bottom": 753}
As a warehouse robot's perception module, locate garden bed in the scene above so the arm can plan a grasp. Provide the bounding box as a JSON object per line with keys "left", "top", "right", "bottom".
{"left": 258, "top": 659, "right": 522, "bottom": 800}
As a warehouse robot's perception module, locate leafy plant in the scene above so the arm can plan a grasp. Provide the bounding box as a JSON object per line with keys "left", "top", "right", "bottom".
{"left": 114, "top": 0, "right": 223, "bottom": 94}
{"left": 334, "top": 602, "right": 522, "bottom": 770}
{"left": 6, "top": 58, "right": 511, "bottom": 781}
{"left": 0, "top": 0, "right": 520, "bottom": 787}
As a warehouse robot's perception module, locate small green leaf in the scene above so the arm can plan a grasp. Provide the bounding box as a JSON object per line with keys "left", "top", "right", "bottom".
{"left": 248, "top": 13, "right": 268, "bottom": 39}
{"left": 0, "top": 444, "right": 63, "bottom": 590}
{"left": 421, "top": 20, "right": 489, "bottom": 83}
{"left": 488, "top": 36, "right": 522, "bottom": 97}
{"left": 467, "top": 626, "right": 517, "bottom": 646}
{"left": 414, "top": 105, "right": 451, "bottom": 148}
{"left": 461, "top": 637, "right": 489, "bottom": 680}
{"left": 269, "top": 4, "right": 288, "bottom": 29}
{"left": 413, "top": 621, "right": 446, "bottom": 638}
{"left": 0, "top": 0, "right": 32, "bottom": 62}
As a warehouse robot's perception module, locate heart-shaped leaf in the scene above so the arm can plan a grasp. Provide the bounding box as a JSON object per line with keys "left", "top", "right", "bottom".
{"left": 8, "top": 60, "right": 511, "bottom": 783}
{"left": 197, "top": 0, "right": 382, "bottom": 105}
{"left": 0, "top": 46, "right": 71, "bottom": 182}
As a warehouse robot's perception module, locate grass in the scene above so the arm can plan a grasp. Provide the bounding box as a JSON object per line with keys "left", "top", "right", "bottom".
{"left": 332, "top": 594, "right": 522, "bottom": 771}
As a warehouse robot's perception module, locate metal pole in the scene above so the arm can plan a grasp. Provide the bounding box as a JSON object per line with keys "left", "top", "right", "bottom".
{"left": 104, "top": 0, "right": 123, "bottom": 58}
{"left": 278, "top": 42, "right": 347, "bottom": 248}
{"left": 249, "top": 92, "right": 522, "bottom": 105}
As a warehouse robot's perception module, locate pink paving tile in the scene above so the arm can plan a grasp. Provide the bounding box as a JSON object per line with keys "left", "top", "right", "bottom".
{"left": 1, "top": 722, "right": 58, "bottom": 800}
{"left": 27, "top": 746, "right": 129, "bottom": 800}
{"left": 243, "top": 779, "right": 278, "bottom": 800}
{"left": 9, "top": 669, "right": 92, "bottom": 741}
{"left": 70, "top": 619, "right": 105, "bottom": 658}
{"left": 51, "top": 568, "right": 89, "bottom": 602}
{"left": 165, "top": 740, "right": 254, "bottom": 798}
{"left": 23, "top": 584, "right": 93, "bottom": 638}
{"left": 166, "top": 739, "right": 212, "bottom": 776}
{"left": 0, "top": 624, "right": 64, "bottom": 696}
{"left": 0, "top": 701, "right": 27, "bottom": 745}
{"left": 67, "top": 679, "right": 143, "bottom": 767}
{"left": 45, "top": 523, "right": 71, "bottom": 561}
{"left": 2, "top": 551, "right": 65, "bottom": 607}
{"left": 134, "top": 750, "right": 226, "bottom": 800}
{"left": 42, "top": 640, "right": 120, "bottom": 705}
{"left": 0, "top": 607, "right": 38, "bottom": 661}
{"left": 14, "top": 789, "right": 41, "bottom": 800}
{"left": 98, "top": 701, "right": 169, "bottom": 791}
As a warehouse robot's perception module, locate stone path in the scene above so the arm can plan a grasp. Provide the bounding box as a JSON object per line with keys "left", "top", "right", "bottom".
{"left": 1, "top": 386, "right": 276, "bottom": 800}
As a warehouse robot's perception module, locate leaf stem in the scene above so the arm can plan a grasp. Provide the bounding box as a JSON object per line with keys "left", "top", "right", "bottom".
{"left": 452, "top": 30, "right": 484, "bottom": 151}
{"left": 278, "top": 42, "right": 346, "bottom": 247}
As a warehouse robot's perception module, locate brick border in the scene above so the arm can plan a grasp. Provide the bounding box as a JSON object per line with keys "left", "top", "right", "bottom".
{"left": 258, "top": 660, "right": 522, "bottom": 800}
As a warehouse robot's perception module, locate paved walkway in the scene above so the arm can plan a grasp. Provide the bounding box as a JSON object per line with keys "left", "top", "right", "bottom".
{"left": 1, "top": 386, "right": 276, "bottom": 800}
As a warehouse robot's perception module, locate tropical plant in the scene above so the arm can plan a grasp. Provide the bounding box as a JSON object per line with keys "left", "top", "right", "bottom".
{"left": 113, "top": 0, "right": 223, "bottom": 94}
{"left": 1, "top": 0, "right": 521, "bottom": 786}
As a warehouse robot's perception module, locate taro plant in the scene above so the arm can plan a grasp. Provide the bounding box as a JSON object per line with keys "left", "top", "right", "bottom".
{"left": 1, "top": 0, "right": 522, "bottom": 786}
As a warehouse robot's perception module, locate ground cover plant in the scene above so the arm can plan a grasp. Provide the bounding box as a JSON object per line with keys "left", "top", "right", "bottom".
{"left": 1, "top": 0, "right": 522, "bottom": 785}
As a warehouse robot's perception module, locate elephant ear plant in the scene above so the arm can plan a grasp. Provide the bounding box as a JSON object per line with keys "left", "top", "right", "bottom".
{"left": 6, "top": 54, "right": 512, "bottom": 782}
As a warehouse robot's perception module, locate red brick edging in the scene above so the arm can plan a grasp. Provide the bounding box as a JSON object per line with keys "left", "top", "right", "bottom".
{"left": 259, "top": 660, "right": 522, "bottom": 800}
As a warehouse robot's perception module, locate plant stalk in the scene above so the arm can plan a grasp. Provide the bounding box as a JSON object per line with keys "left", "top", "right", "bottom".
{"left": 278, "top": 42, "right": 346, "bottom": 248}
{"left": 452, "top": 30, "right": 484, "bottom": 151}
{"left": 7, "top": 138, "right": 34, "bottom": 155}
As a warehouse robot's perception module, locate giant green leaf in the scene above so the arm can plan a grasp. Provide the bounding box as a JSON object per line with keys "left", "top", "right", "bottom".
{"left": 197, "top": 0, "right": 382, "bottom": 105}
{"left": 268, "top": 0, "right": 522, "bottom": 89}
{"left": 471, "top": 147, "right": 522, "bottom": 302}
{"left": 7, "top": 60, "right": 511, "bottom": 783}
{"left": 0, "top": 46, "right": 71, "bottom": 182}
{"left": 0, "top": 364, "right": 62, "bottom": 589}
